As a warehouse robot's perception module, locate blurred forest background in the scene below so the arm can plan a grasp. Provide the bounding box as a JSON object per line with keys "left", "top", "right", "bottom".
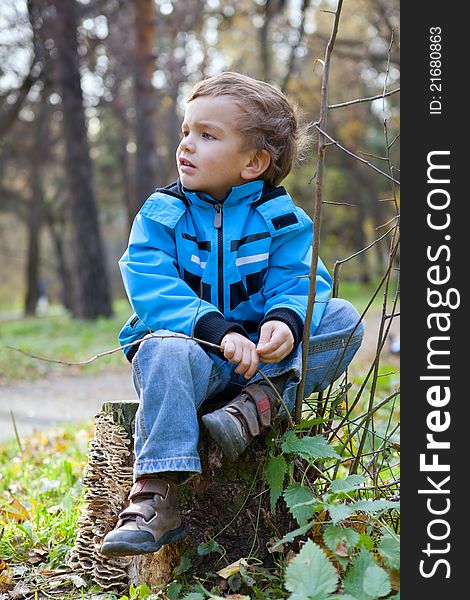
{"left": 0, "top": 0, "right": 399, "bottom": 321}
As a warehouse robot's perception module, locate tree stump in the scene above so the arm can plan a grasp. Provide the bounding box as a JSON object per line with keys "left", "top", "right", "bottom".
{"left": 69, "top": 400, "right": 293, "bottom": 594}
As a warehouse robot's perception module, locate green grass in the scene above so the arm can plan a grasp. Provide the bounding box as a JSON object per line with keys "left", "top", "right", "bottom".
{"left": 0, "top": 425, "right": 128, "bottom": 598}
{"left": 335, "top": 278, "right": 398, "bottom": 314}
{"left": 0, "top": 426, "right": 88, "bottom": 563}
{"left": 1, "top": 299, "right": 133, "bottom": 383}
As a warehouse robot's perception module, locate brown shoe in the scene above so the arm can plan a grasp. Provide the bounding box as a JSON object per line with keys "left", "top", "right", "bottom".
{"left": 202, "top": 382, "right": 280, "bottom": 461}
{"left": 100, "top": 478, "right": 186, "bottom": 557}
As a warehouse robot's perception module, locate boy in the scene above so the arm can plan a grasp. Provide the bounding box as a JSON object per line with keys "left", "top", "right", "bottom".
{"left": 101, "top": 72, "right": 363, "bottom": 557}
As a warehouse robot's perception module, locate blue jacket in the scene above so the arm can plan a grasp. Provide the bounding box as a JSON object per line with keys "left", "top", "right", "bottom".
{"left": 118, "top": 178, "right": 332, "bottom": 361}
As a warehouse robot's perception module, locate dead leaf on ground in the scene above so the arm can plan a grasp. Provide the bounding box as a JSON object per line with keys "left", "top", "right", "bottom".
{"left": 7, "top": 581, "right": 31, "bottom": 599}
{"left": 0, "top": 570, "right": 13, "bottom": 593}
{"left": 0, "top": 498, "right": 30, "bottom": 524}
{"left": 216, "top": 558, "right": 249, "bottom": 579}
{"left": 27, "top": 549, "right": 49, "bottom": 565}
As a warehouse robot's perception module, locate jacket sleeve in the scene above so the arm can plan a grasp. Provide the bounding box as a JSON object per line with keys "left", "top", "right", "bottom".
{"left": 260, "top": 210, "right": 332, "bottom": 348}
{"left": 119, "top": 212, "right": 247, "bottom": 348}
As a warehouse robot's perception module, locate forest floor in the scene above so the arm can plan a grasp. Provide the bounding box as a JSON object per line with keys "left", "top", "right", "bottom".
{"left": 0, "top": 309, "right": 399, "bottom": 443}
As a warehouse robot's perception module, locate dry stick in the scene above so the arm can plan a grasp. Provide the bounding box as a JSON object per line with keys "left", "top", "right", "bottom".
{"left": 8, "top": 332, "right": 294, "bottom": 429}
{"left": 7, "top": 333, "right": 222, "bottom": 366}
{"left": 328, "top": 87, "right": 400, "bottom": 110}
{"left": 332, "top": 225, "right": 397, "bottom": 297}
{"left": 257, "top": 370, "right": 294, "bottom": 429}
{"left": 353, "top": 30, "right": 400, "bottom": 479}
{"left": 328, "top": 238, "right": 400, "bottom": 451}
{"left": 294, "top": 0, "right": 344, "bottom": 423}
{"left": 10, "top": 410, "right": 23, "bottom": 453}
{"left": 313, "top": 124, "right": 400, "bottom": 186}
{"left": 316, "top": 231, "right": 398, "bottom": 410}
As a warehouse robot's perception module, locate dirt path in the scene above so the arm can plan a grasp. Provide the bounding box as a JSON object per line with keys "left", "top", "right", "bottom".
{"left": 0, "top": 368, "right": 135, "bottom": 442}
{"left": 0, "top": 311, "right": 399, "bottom": 443}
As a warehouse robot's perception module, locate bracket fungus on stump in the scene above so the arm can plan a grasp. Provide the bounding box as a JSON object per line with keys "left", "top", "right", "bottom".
{"left": 69, "top": 400, "right": 293, "bottom": 593}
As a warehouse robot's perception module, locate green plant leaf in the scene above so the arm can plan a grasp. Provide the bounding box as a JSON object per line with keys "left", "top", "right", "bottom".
{"left": 240, "top": 564, "right": 256, "bottom": 587}
{"left": 323, "top": 525, "right": 360, "bottom": 555}
{"left": 325, "top": 499, "right": 400, "bottom": 525}
{"left": 344, "top": 548, "right": 391, "bottom": 600}
{"left": 228, "top": 572, "right": 242, "bottom": 592}
{"left": 181, "top": 594, "right": 205, "bottom": 600}
{"left": 165, "top": 582, "right": 183, "bottom": 599}
{"left": 330, "top": 475, "right": 365, "bottom": 493}
{"left": 174, "top": 554, "right": 192, "bottom": 575}
{"left": 284, "top": 484, "right": 316, "bottom": 526}
{"left": 296, "top": 417, "right": 330, "bottom": 430}
{"left": 272, "top": 520, "right": 315, "bottom": 549}
{"left": 281, "top": 431, "right": 340, "bottom": 461}
{"left": 378, "top": 534, "right": 400, "bottom": 571}
{"left": 324, "top": 502, "right": 355, "bottom": 524}
{"left": 197, "top": 539, "right": 224, "bottom": 556}
{"left": 284, "top": 540, "right": 339, "bottom": 599}
{"left": 265, "top": 454, "right": 287, "bottom": 512}
{"left": 281, "top": 430, "right": 307, "bottom": 454}
{"left": 357, "top": 534, "right": 374, "bottom": 551}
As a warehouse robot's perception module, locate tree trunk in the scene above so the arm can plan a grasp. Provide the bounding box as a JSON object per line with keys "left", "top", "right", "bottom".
{"left": 24, "top": 184, "right": 43, "bottom": 316}
{"left": 44, "top": 206, "right": 73, "bottom": 311}
{"left": 70, "top": 401, "right": 293, "bottom": 594}
{"left": 131, "top": 0, "right": 159, "bottom": 213}
{"left": 51, "top": 0, "right": 113, "bottom": 318}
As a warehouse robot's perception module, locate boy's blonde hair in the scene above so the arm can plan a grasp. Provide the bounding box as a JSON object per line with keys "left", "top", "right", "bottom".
{"left": 187, "top": 72, "right": 310, "bottom": 187}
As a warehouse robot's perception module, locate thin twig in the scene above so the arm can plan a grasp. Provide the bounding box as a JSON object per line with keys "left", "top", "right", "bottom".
{"left": 329, "top": 87, "right": 400, "bottom": 110}
{"left": 376, "top": 214, "right": 400, "bottom": 230}
{"left": 10, "top": 411, "right": 23, "bottom": 453}
{"left": 313, "top": 123, "right": 400, "bottom": 185}
{"left": 323, "top": 201, "right": 356, "bottom": 207}
{"left": 257, "top": 370, "right": 294, "bottom": 429}
{"left": 7, "top": 333, "right": 222, "bottom": 366}
{"left": 295, "top": 0, "right": 344, "bottom": 422}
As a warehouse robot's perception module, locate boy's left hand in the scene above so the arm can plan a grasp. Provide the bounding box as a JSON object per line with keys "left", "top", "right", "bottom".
{"left": 256, "top": 320, "right": 294, "bottom": 363}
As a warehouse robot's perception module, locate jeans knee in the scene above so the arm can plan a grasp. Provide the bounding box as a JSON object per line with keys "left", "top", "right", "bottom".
{"left": 327, "top": 298, "right": 364, "bottom": 337}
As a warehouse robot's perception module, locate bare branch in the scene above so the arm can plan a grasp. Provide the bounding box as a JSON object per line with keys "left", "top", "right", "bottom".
{"left": 7, "top": 333, "right": 222, "bottom": 366}
{"left": 0, "top": 59, "right": 40, "bottom": 138}
{"left": 329, "top": 87, "right": 400, "bottom": 110}
{"left": 295, "top": 0, "right": 344, "bottom": 422}
{"left": 323, "top": 201, "right": 356, "bottom": 207}
{"left": 314, "top": 124, "right": 400, "bottom": 185}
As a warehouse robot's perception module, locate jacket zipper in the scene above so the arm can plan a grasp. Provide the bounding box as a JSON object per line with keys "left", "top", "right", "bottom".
{"left": 214, "top": 203, "right": 224, "bottom": 313}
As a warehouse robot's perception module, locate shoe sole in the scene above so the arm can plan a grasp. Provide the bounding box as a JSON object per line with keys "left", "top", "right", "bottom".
{"left": 100, "top": 524, "right": 187, "bottom": 557}
{"left": 202, "top": 412, "right": 246, "bottom": 462}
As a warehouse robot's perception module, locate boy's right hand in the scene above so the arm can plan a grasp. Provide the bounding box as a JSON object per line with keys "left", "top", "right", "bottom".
{"left": 221, "top": 332, "right": 259, "bottom": 379}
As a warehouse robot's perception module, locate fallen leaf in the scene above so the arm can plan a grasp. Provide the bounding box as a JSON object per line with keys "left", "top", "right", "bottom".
{"left": 8, "top": 581, "right": 31, "bottom": 599}
{"left": 0, "top": 570, "right": 13, "bottom": 593}
{"left": 217, "top": 559, "right": 249, "bottom": 579}
{"left": 335, "top": 540, "right": 350, "bottom": 557}
{"left": 27, "top": 549, "right": 48, "bottom": 565}
{"left": 0, "top": 499, "right": 30, "bottom": 524}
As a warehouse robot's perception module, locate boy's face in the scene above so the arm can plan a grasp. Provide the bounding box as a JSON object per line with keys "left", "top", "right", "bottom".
{"left": 176, "top": 95, "right": 257, "bottom": 201}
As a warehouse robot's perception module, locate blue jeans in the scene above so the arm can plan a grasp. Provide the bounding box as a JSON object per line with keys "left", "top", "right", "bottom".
{"left": 131, "top": 298, "right": 364, "bottom": 480}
